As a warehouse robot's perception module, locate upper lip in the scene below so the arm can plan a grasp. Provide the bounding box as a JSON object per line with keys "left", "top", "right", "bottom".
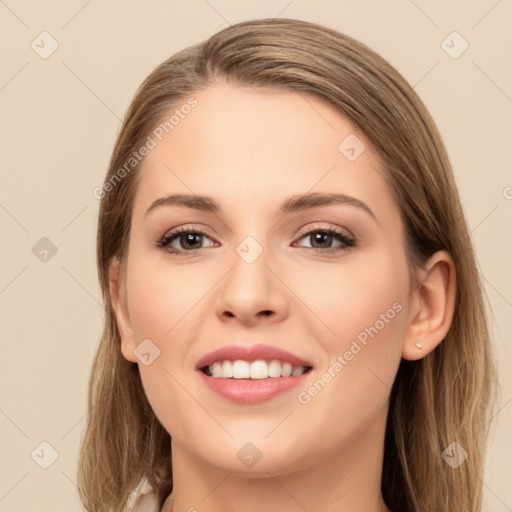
{"left": 196, "top": 343, "right": 313, "bottom": 370}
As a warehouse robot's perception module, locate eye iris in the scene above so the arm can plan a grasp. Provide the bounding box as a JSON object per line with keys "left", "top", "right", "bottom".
{"left": 312, "top": 232, "right": 332, "bottom": 248}
{"left": 181, "top": 233, "right": 202, "bottom": 250}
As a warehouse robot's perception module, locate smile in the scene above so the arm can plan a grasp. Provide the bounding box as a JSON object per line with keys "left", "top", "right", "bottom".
{"left": 196, "top": 343, "right": 314, "bottom": 404}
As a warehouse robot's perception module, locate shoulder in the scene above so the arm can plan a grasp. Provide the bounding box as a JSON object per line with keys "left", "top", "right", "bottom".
{"left": 124, "top": 477, "right": 160, "bottom": 512}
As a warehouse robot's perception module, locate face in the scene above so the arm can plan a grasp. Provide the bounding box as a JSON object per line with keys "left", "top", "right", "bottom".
{"left": 112, "top": 82, "right": 414, "bottom": 476}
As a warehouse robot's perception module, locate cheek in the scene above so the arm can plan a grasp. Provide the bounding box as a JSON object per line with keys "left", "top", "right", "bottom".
{"left": 124, "top": 250, "right": 213, "bottom": 432}
{"left": 299, "top": 250, "right": 407, "bottom": 394}
{"left": 299, "top": 248, "right": 408, "bottom": 339}
{"left": 125, "top": 264, "right": 190, "bottom": 433}
{"left": 125, "top": 250, "right": 207, "bottom": 340}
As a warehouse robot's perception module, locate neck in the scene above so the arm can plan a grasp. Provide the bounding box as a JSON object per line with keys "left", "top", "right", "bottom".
{"left": 162, "top": 407, "right": 392, "bottom": 512}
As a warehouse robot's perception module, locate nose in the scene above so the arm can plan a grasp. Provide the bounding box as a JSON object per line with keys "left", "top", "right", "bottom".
{"left": 215, "top": 248, "right": 289, "bottom": 327}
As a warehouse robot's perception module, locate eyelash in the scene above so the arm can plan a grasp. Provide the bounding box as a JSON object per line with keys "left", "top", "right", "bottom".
{"left": 155, "top": 224, "right": 357, "bottom": 255}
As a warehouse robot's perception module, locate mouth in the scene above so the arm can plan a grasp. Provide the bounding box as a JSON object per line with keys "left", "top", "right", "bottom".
{"left": 195, "top": 343, "right": 314, "bottom": 404}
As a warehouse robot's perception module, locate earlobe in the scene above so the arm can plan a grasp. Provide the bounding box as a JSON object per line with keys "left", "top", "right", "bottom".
{"left": 108, "top": 257, "right": 138, "bottom": 363}
{"left": 402, "top": 250, "right": 456, "bottom": 361}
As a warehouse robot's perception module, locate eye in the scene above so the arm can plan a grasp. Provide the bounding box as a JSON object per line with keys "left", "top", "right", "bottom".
{"left": 156, "top": 226, "right": 217, "bottom": 254}
{"left": 155, "top": 224, "right": 356, "bottom": 256}
{"left": 293, "top": 225, "right": 356, "bottom": 253}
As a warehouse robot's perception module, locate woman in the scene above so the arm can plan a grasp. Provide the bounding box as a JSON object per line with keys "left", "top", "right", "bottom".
{"left": 78, "top": 18, "right": 499, "bottom": 512}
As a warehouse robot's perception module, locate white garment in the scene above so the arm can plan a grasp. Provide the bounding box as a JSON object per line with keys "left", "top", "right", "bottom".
{"left": 124, "top": 478, "right": 160, "bottom": 512}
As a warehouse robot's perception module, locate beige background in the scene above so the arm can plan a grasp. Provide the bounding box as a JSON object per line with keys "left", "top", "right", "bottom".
{"left": 1, "top": 1, "right": 511, "bottom": 510}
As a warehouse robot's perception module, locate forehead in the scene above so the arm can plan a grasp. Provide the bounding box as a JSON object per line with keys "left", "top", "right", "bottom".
{"left": 131, "top": 82, "right": 399, "bottom": 225}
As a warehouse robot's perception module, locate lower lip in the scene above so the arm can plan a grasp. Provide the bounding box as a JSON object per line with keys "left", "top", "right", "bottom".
{"left": 197, "top": 370, "right": 311, "bottom": 404}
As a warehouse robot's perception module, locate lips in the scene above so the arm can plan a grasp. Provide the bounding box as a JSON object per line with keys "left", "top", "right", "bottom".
{"left": 195, "top": 343, "right": 314, "bottom": 404}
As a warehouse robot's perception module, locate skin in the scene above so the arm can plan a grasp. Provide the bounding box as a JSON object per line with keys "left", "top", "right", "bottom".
{"left": 109, "top": 81, "right": 456, "bottom": 512}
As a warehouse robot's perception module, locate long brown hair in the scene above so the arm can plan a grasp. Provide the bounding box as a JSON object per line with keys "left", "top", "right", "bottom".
{"left": 77, "top": 18, "right": 499, "bottom": 512}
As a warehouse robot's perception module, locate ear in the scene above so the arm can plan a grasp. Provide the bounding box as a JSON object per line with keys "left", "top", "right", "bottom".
{"left": 402, "top": 250, "right": 456, "bottom": 361}
{"left": 109, "top": 257, "right": 138, "bottom": 363}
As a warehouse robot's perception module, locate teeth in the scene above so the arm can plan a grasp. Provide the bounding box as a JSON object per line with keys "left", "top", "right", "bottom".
{"left": 221, "top": 360, "right": 233, "bottom": 378}
{"left": 268, "top": 360, "right": 282, "bottom": 377}
{"left": 281, "top": 362, "right": 292, "bottom": 377}
{"left": 211, "top": 362, "right": 222, "bottom": 377}
{"left": 250, "top": 360, "right": 268, "bottom": 379}
{"left": 232, "top": 360, "right": 249, "bottom": 379}
{"left": 291, "top": 366, "right": 304, "bottom": 376}
{"left": 207, "top": 359, "right": 308, "bottom": 379}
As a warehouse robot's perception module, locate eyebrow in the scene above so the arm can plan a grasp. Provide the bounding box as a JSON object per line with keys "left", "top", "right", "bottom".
{"left": 144, "top": 192, "right": 378, "bottom": 223}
